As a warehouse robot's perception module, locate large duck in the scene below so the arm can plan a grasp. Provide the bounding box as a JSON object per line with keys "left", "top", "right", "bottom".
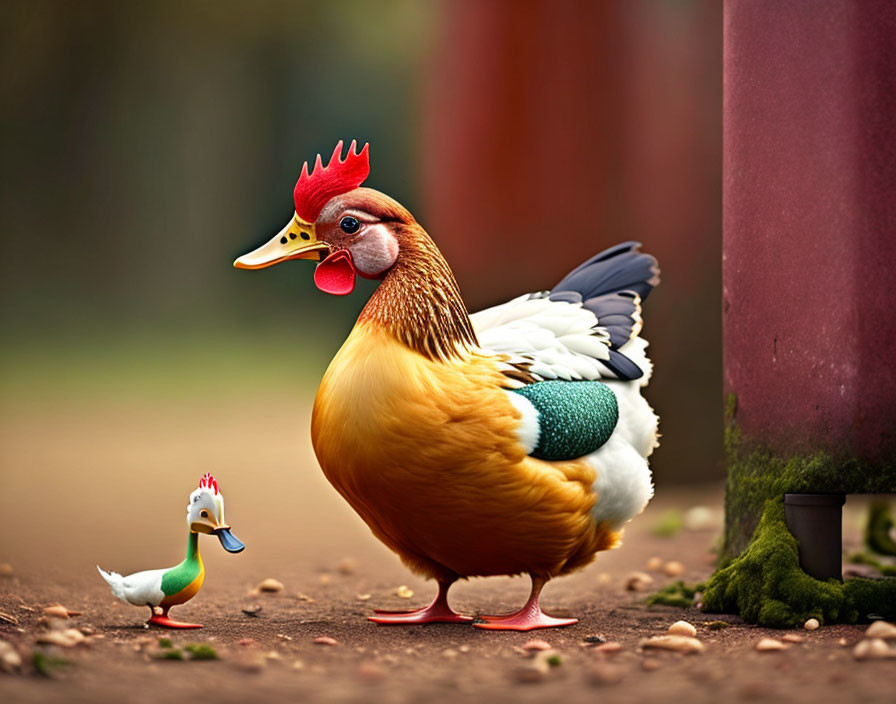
{"left": 235, "top": 141, "right": 659, "bottom": 630}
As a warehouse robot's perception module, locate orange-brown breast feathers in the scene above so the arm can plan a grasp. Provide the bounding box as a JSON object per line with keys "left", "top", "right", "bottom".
{"left": 311, "top": 322, "right": 617, "bottom": 581}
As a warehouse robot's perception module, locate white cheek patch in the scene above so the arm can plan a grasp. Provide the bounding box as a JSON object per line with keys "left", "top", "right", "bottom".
{"left": 349, "top": 225, "right": 399, "bottom": 277}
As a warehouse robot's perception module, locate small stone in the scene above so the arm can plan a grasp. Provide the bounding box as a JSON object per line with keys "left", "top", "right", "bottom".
{"left": 276, "top": 633, "right": 293, "bottom": 641}
{"left": 0, "top": 611, "right": 19, "bottom": 626}
{"left": 234, "top": 652, "right": 267, "bottom": 672}
{"left": 0, "top": 640, "right": 22, "bottom": 673}
{"left": 684, "top": 506, "right": 716, "bottom": 531}
{"left": 0, "top": 563, "right": 13, "bottom": 577}
{"left": 292, "top": 659, "right": 306, "bottom": 671}
{"left": 646, "top": 556, "right": 663, "bottom": 572}
{"left": 853, "top": 638, "right": 894, "bottom": 660}
{"left": 781, "top": 634, "right": 804, "bottom": 644}
{"left": 597, "top": 572, "right": 612, "bottom": 585}
{"left": 663, "top": 561, "right": 685, "bottom": 577}
{"left": 588, "top": 662, "right": 624, "bottom": 686}
{"left": 295, "top": 593, "right": 314, "bottom": 602}
{"left": 318, "top": 574, "right": 332, "bottom": 585}
{"left": 36, "top": 629, "right": 84, "bottom": 648}
{"left": 395, "top": 585, "right": 414, "bottom": 599}
{"left": 241, "top": 604, "right": 263, "bottom": 617}
{"left": 838, "top": 637, "right": 849, "bottom": 647}
{"left": 313, "top": 636, "right": 338, "bottom": 646}
{"left": 755, "top": 638, "right": 788, "bottom": 652}
{"left": 641, "top": 658, "right": 661, "bottom": 672}
{"left": 358, "top": 660, "right": 385, "bottom": 682}
{"left": 641, "top": 635, "right": 705, "bottom": 654}
{"left": 514, "top": 659, "right": 549, "bottom": 683}
{"left": 803, "top": 618, "right": 820, "bottom": 631}
{"left": 596, "top": 641, "right": 623, "bottom": 654}
{"left": 239, "top": 638, "right": 256, "bottom": 646}
{"left": 458, "top": 645, "right": 471, "bottom": 653}
{"left": 337, "top": 558, "right": 357, "bottom": 575}
{"left": 265, "top": 650, "right": 282, "bottom": 660}
{"left": 42, "top": 605, "right": 70, "bottom": 619}
{"left": 257, "top": 578, "right": 284, "bottom": 593}
{"left": 522, "top": 639, "right": 552, "bottom": 651}
{"left": 625, "top": 572, "right": 654, "bottom": 592}
{"left": 864, "top": 621, "right": 896, "bottom": 640}
{"left": 442, "top": 648, "right": 458, "bottom": 659}
{"left": 356, "top": 593, "right": 372, "bottom": 601}
{"left": 668, "top": 620, "right": 697, "bottom": 637}
{"left": 583, "top": 634, "right": 607, "bottom": 644}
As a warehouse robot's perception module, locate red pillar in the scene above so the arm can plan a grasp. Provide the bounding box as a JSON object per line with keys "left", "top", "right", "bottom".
{"left": 723, "top": 0, "right": 896, "bottom": 552}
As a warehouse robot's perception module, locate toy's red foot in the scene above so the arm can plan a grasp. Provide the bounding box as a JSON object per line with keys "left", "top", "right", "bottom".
{"left": 369, "top": 603, "right": 473, "bottom": 625}
{"left": 474, "top": 575, "right": 578, "bottom": 631}
{"left": 147, "top": 614, "right": 203, "bottom": 629}
{"left": 369, "top": 579, "right": 472, "bottom": 625}
{"left": 475, "top": 610, "right": 578, "bottom": 631}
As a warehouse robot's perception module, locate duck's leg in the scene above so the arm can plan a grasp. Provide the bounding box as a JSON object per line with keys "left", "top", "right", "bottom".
{"left": 474, "top": 575, "right": 578, "bottom": 631}
{"left": 369, "top": 578, "right": 472, "bottom": 625}
{"left": 147, "top": 605, "right": 203, "bottom": 629}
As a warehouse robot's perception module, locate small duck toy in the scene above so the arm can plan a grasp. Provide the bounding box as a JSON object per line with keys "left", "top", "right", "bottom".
{"left": 97, "top": 473, "right": 245, "bottom": 628}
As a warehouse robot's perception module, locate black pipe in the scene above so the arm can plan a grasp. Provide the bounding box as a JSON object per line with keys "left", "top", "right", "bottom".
{"left": 784, "top": 493, "right": 846, "bottom": 581}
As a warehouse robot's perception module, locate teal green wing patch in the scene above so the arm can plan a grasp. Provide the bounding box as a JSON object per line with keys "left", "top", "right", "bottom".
{"left": 513, "top": 380, "right": 618, "bottom": 461}
{"left": 161, "top": 559, "right": 200, "bottom": 596}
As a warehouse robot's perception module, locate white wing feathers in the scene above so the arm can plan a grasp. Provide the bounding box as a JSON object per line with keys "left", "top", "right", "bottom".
{"left": 472, "top": 293, "right": 623, "bottom": 382}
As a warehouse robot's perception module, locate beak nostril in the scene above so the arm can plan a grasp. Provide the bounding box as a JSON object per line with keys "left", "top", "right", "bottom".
{"left": 289, "top": 233, "right": 297, "bottom": 239}
{"left": 301, "top": 232, "right": 311, "bottom": 240}
{"left": 280, "top": 236, "right": 288, "bottom": 244}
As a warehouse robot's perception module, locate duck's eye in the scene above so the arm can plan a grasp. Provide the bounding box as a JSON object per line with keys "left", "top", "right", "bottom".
{"left": 200, "top": 510, "right": 209, "bottom": 518}
{"left": 340, "top": 216, "right": 360, "bottom": 234}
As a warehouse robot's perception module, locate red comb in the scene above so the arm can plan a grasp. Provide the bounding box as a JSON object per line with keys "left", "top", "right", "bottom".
{"left": 293, "top": 140, "right": 370, "bottom": 222}
{"left": 199, "top": 473, "right": 218, "bottom": 495}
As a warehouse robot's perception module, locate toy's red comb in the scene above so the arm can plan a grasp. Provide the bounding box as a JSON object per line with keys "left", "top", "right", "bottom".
{"left": 199, "top": 473, "right": 219, "bottom": 495}
{"left": 293, "top": 140, "right": 370, "bottom": 223}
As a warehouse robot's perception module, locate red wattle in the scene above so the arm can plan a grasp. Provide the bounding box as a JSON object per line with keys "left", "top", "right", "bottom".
{"left": 314, "top": 250, "right": 356, "bottom": 296}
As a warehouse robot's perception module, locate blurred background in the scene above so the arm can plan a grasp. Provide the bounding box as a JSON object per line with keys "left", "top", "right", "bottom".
{"left": 1, "top": 0, "right": 721, "bottom": 569}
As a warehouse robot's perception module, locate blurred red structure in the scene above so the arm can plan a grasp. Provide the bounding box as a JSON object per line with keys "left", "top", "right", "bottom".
{"left": 422, "top": 0, "right": 722, "bottom": 484}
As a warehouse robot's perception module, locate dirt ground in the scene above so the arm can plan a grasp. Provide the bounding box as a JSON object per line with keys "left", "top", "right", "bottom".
{"left": 1, "top": 395, "right": 894, "bottom": 703}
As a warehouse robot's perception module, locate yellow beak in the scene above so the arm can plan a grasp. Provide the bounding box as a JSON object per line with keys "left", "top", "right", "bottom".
{"left": 233, "top": 215, "right": 328, "bottom": 269}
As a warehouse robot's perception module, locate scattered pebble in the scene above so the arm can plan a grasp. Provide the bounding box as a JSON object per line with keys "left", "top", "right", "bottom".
{"left": 318, "top": 574, "right": 332, "bottom": 585}
{"left": 641, "top": 658, "right": 661, "bottom": 672}
{"left": 257, "top": 578, "right": 284, "bottom": 593}
{"left": 624, "top": 572, "right": 654, "bottom": 592}
{"left": 276, "top": 633, "right": 292, "bottom": 641}
{"left": 239, "top": 638, "right": 256, "bottom": 647}
{"left": 36, "top": 629, "right": 85, "bottom": 648}
{"left": 292, "top": 659, "right": 306, "bottom": 671}
{"left": 803, "top": 618, "right": 819, "bottom": 631}
{"left": 646, "top": 557, "right": 664, "bottom": 572}
{"left": 864, "top": 621, "right": 896, "bottom": 640}
{"left": 265, "top": 650, "right": 282, "bottom": 660}
{"left": 596, "top": 641, "right": 623, "bottom": 654}
{"left": 0, "top": 563, "right": 13, "bottom": 577}
{"left": 0, "top": 611, "right": 19, "bottom": 626}
{"left": 442, "top": 648, "right": 458, "bottom": 659}
{"left": 838, "top": 637, "right": 849, "bottom": 647}
{"left": 853, "top": 638, "right": 895, "bottom": 661}
{"left": 668, "top": 620, "right": 697, "bottom": 637}
{"left": 358, "top": 660, "right": 385, "bottom": 682}
{"left": 313, "top": 636, "right": 338, "bottom": 646}
{"left": 641, "top": 635, "right": 705, "bottom": 654}
{"left": 458, "top": 644, "right": 471, "bottom": 653}
{"left": 755, "top": 638, "right": 788, "bottom": 652}
{"left": 583, "top": 634, "right": 607, "bottom": 644}
{"left": 0, "top": 640, "right": 22, "bottom": 673}
{"left": 42, "top": 605, "right": 74, "bottom": 619}
{"left": 241, "top": 605, "right": 263, "bottom": 617}
{"left": 663, "top": 561, "right": 685, "bottom": 577}
{"left": 588, "top": 662, "right": 624, "bottom": 686}
{"left": 337, "top": 558, "right": 357, "bottom": 575}
{"left": 522, "top": 639, "right": 552, "bottom": 651}
{"left": 781, "top": 634, "right": 804, "bottom": 644}
{"left": 514, "top": 659, "right": 549, "bottom": 683}
{"left": 684, "top": 506, "right": 716, "bottom": 531}
{"left": 395, "top": 585, "right": 414, "bottom": 599}
{"left": 356, "top": 593, "right": 372, "bottom": 601}
{"left": 597, "top": 572, "right": 612, "bottom": 585}
{"left": 295, "top": 593, "right": 314, "bottom": 602}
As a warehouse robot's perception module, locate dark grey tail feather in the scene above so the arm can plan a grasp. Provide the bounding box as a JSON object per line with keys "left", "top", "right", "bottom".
{"left": 552, "top": 241, "right": 659, "bottom": 301}
{"left": 550, "top": 242, "right": 659, "bottom": 382}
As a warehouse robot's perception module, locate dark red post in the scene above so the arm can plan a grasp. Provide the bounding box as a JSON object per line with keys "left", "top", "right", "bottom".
{"left": 723, "top": 0, "right": 896, "bottom": 556}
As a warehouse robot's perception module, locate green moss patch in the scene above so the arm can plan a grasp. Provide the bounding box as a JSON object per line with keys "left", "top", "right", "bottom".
{"left": 703, "top": 498, "right": 896, "bottom": 627}
{"left": 865, "top": 501, "right": 896, "bottom": 556}
{"left": 647, "top": 581, "right": 700, "bottom": 608}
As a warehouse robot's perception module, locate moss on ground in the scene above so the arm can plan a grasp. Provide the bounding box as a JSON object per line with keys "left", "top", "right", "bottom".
{"left": 647, "top": 581, "right": 700, "bottom": 608}
{"left": 865, "top": 501, "right": 896, "bottom": 556}
{"left": 703, "top": 498, "right": 896, "bottom": 626}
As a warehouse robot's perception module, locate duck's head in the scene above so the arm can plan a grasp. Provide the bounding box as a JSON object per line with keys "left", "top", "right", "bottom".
{"left": 233, "top": 140, "right": 415, "bottom": 295}
{"left": 187, "top": 473, "right": 245, "bottom": 553}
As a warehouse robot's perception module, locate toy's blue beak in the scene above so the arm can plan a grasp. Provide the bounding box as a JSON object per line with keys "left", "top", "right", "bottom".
{"left": 214, "top": 527, "right": 245, "bottom": 553}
